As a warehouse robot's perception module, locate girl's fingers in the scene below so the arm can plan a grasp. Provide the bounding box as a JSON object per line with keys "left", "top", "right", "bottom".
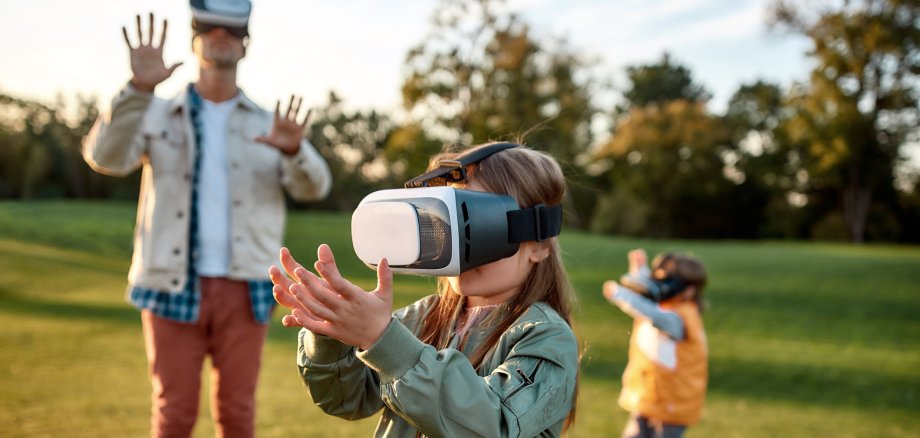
{"left": 281, "top": 314, "right": 303, "bottom": 328}
{"left": 272, "top": 284, "right": 300, "bottom": 309}
{"left": 292, "top": 315, "right": 333, "bottom": 337}
{"left": 268, "top": 265, "right": 295, "bottom": 290}
{"left": 292, "top": 307, "right": 323, "bottom": 323}
{"left": 290, "top": 282, "right": 337, "bottom": 322}
{"left": 296, "top": 267, "right": 347, "bottom": 310}
{"left": 376, "top": 258, "right": 392, "bottom": 290}
{"left": 314, "top": 244, "right": 363, "bottom": 299}
{"left": 279, "top": 247, "right": 307, "bottom": 281}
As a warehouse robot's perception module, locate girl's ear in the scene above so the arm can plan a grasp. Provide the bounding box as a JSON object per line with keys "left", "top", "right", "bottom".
{"left": 526, "top": 241, "right": 551, "bottom": 264}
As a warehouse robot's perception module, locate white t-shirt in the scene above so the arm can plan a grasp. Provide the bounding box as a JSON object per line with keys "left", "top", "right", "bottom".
{"left": 195, "top": 96, "right": 238, "bottom": 276}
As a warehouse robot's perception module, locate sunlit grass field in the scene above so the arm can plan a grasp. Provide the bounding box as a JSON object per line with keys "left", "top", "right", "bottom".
{"left": 1, "top": 200, "right": 918, "bottom": 437}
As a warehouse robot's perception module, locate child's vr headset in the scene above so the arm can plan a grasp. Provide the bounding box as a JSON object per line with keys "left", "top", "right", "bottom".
{"left": 351, "top": 143, "right": 563, "bottom": 276}
{"left": 618, "top": 254, "right": 688, "bottom": 302}
{"left": 619, "top": 273, "right": 687, "bottom": 302}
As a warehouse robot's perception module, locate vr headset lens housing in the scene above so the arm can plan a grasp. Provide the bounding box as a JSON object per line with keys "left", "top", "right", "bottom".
{"left": 352, "top": 187, "right": 525, "bottom": 276}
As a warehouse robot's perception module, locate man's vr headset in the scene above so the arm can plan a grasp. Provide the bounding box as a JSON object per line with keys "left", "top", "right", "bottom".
{"left": 351, "top": 143, "right": 563, "bottom": 276}
{"left": 190, "top": 0, "right": 251, "bottom": 38}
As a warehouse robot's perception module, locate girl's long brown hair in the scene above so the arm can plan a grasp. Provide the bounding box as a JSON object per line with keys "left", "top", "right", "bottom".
{"left": 414, "top": 143, "right": 579, "bottom": 429}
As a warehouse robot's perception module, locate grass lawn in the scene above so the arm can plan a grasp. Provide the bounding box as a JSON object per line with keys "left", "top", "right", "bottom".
{"left": 1, "top": 200, "right": 918, "bottom": 437}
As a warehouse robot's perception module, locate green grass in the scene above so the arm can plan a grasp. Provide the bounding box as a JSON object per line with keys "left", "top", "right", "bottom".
{"left": 1, "top": 200, "right": 918, "bottom": 437}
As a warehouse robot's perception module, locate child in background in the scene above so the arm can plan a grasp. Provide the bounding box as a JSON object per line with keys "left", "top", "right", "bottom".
{"left": 603, "top": 249, "right": 708, "bottom": 438}
{"left": 271, "top": 143, "right": 580, "bottom": 437}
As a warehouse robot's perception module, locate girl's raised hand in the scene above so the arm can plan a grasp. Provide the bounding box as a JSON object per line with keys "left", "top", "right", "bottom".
{"left": 627, "top": 248, "right": 648, "bottom": 274}
{"left": 270, "top": 244, "right": 393, "bottom": 350}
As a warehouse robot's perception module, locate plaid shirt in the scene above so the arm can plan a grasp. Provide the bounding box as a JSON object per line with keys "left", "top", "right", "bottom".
{"left": 129, "top": 84, "right": 275, "bottom": 324}
{"left": 129, "top": 280, "right": 275, "bottom": 324}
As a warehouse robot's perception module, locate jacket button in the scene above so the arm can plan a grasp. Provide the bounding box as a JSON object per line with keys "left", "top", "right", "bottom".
{"left": 173, "top": 248, "right": 181, "bottom": 255}
{"left": 172, "top": 279, "right": 180, "bottom": 286}
{"left": 177, "top": 211, "right": 184, "bottom": 218}
{"left": 184, "top": 173, "right": 191, "bottom": 181}
{"left": 233, "top": 200, "right": 242, "bottom": 207}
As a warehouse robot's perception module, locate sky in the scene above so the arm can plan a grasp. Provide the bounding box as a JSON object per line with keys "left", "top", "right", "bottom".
{"left": 1, "top": 0, "right": 814, "bottom": 115}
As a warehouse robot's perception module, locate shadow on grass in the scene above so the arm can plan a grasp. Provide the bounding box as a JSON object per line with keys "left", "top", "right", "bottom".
{"left": 708, "top": 356, "right": 919, "bottom": 413}
{"left": 579, "top": 349, "right": 918, "bottom": 416}
{"left": 0, "top": 288, "right": 138, "bottom": 325}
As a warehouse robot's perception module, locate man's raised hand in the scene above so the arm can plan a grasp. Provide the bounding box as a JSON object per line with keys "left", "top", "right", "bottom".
{"left": 255, "top": 96, "right": 311, "bottom": 156}
{"left": 123, "top": 13, "right": 183, "bottom": 92}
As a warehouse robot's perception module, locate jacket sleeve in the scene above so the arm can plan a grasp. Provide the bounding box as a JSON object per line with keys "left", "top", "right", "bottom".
{"left": 357, "top": 316, "right": 578, "bottom": 438}
{"left": 296, "top": 328, "right": 384, "bottom": 420}
{"left": 608, "top": 284, "right": 685, "bottom": 340}
{"left": 280, "top": 138, "right": 332, "bottom": 202}
{"left": 82, "top": 84, "right": 153, "bottom": 176}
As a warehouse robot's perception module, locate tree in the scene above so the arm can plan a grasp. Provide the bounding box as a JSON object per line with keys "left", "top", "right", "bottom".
{"left": 723, "top": 80, "right": 806, "bottom": 238}
{"left": 594, "top": 100, "right": 752, "bottom": 237}
{"left": 770, "top": 0, "right": 919, "bottom": 243}
{"left": 0, "top": 92, "right": 110, "bottom": 199}
{"left": 304, "top": 92, "right": 400, "bottom": 211}
{"left": 396, "top": 0, "right": 599, "bottom": 226}
{"left": 592, "top": 56, "right": 762, "bottom": 238}
{"left": 619, "top": 52, "right": 710, "bottom": 111}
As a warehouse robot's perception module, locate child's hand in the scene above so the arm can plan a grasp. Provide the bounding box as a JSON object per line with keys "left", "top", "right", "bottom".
{"left": 627, "top": 248, "right": 648, "bottom": 274}
{"left": 270, "top": 245, "right": 393, "bottom": 350}
{"left": 602, "top": 280, "right": 620, "bottom": 302}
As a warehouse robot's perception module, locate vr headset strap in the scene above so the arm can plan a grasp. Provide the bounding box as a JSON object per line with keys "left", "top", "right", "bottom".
{"left": 507, "top": 204, "right": 563, "bottom": 242}
{"left": 404, "top": 143, "right": 520, "bottom": 188}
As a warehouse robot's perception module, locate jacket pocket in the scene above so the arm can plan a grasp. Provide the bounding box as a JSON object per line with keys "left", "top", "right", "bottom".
{"left": 145, "top": 128, "right": 189, "bottom": 177}
{"left": 504, "top": 360, "right": 542, "bottom": 401}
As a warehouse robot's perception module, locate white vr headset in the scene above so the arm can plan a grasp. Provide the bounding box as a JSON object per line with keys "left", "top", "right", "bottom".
{"left": 351, "top": 143, "right": 563, "bottom": 276}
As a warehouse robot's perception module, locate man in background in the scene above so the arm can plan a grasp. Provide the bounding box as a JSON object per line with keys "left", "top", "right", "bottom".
{"left": 83, "top": 1, "right": 332, "bottom": 436}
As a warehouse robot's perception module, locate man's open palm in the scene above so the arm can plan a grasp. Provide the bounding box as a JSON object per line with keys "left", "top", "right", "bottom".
{"left": 123, "top": 13, "right": 182, "bottom": 92}
{"left": 255, "top": 96, "right": 311, "bottom": 156}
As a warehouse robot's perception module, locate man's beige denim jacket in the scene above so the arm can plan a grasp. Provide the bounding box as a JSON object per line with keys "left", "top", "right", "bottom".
{"left": 83, "top": 84, "right": 332, "bottom": 292}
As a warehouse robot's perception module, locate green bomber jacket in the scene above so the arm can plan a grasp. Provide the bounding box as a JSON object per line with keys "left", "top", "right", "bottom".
{"left": 297, "top": 295, "right": 579, "bottom": 438}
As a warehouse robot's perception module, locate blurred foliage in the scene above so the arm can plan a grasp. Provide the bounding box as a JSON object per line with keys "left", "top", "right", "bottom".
{"left": 396, "top": 0, "right": 600, "bottom": 226}
{"left": 593, "top": 99, "right": 767, "bottom": 238}
{"left": 0, "top": 93, "right": 139, "bottom": 200}
{"left": 769, "top": 0, "right": 919, "bottom": 243}
{"left": 617, "top": 52, "right": 710, "bottom": 112}
{"left": 304, "top": 91, "right": 401, "bottom": 212}
{"left": 1, "top": 0, "right": 918, "bottom": 242}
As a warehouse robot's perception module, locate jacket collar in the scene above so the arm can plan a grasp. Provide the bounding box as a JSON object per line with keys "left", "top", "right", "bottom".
{"left": 167, "top": 84, "right": 260, "bottom": 114}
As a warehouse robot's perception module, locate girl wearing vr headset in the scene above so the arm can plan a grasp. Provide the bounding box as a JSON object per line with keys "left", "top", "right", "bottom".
{"left": 270, "top": 142, "right": 579, "bottom": 437}
{"left": 602, "top": 249, "right": 708, "bottom": 438}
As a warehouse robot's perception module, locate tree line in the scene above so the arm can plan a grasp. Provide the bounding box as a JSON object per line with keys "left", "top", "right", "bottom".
{"left": 1, "top": 0, "right": 917, "bottom": 243}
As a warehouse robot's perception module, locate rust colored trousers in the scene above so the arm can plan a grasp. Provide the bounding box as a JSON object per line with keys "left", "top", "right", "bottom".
{"left": 141, "top": 277, "right": 268, "bottom": 438}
